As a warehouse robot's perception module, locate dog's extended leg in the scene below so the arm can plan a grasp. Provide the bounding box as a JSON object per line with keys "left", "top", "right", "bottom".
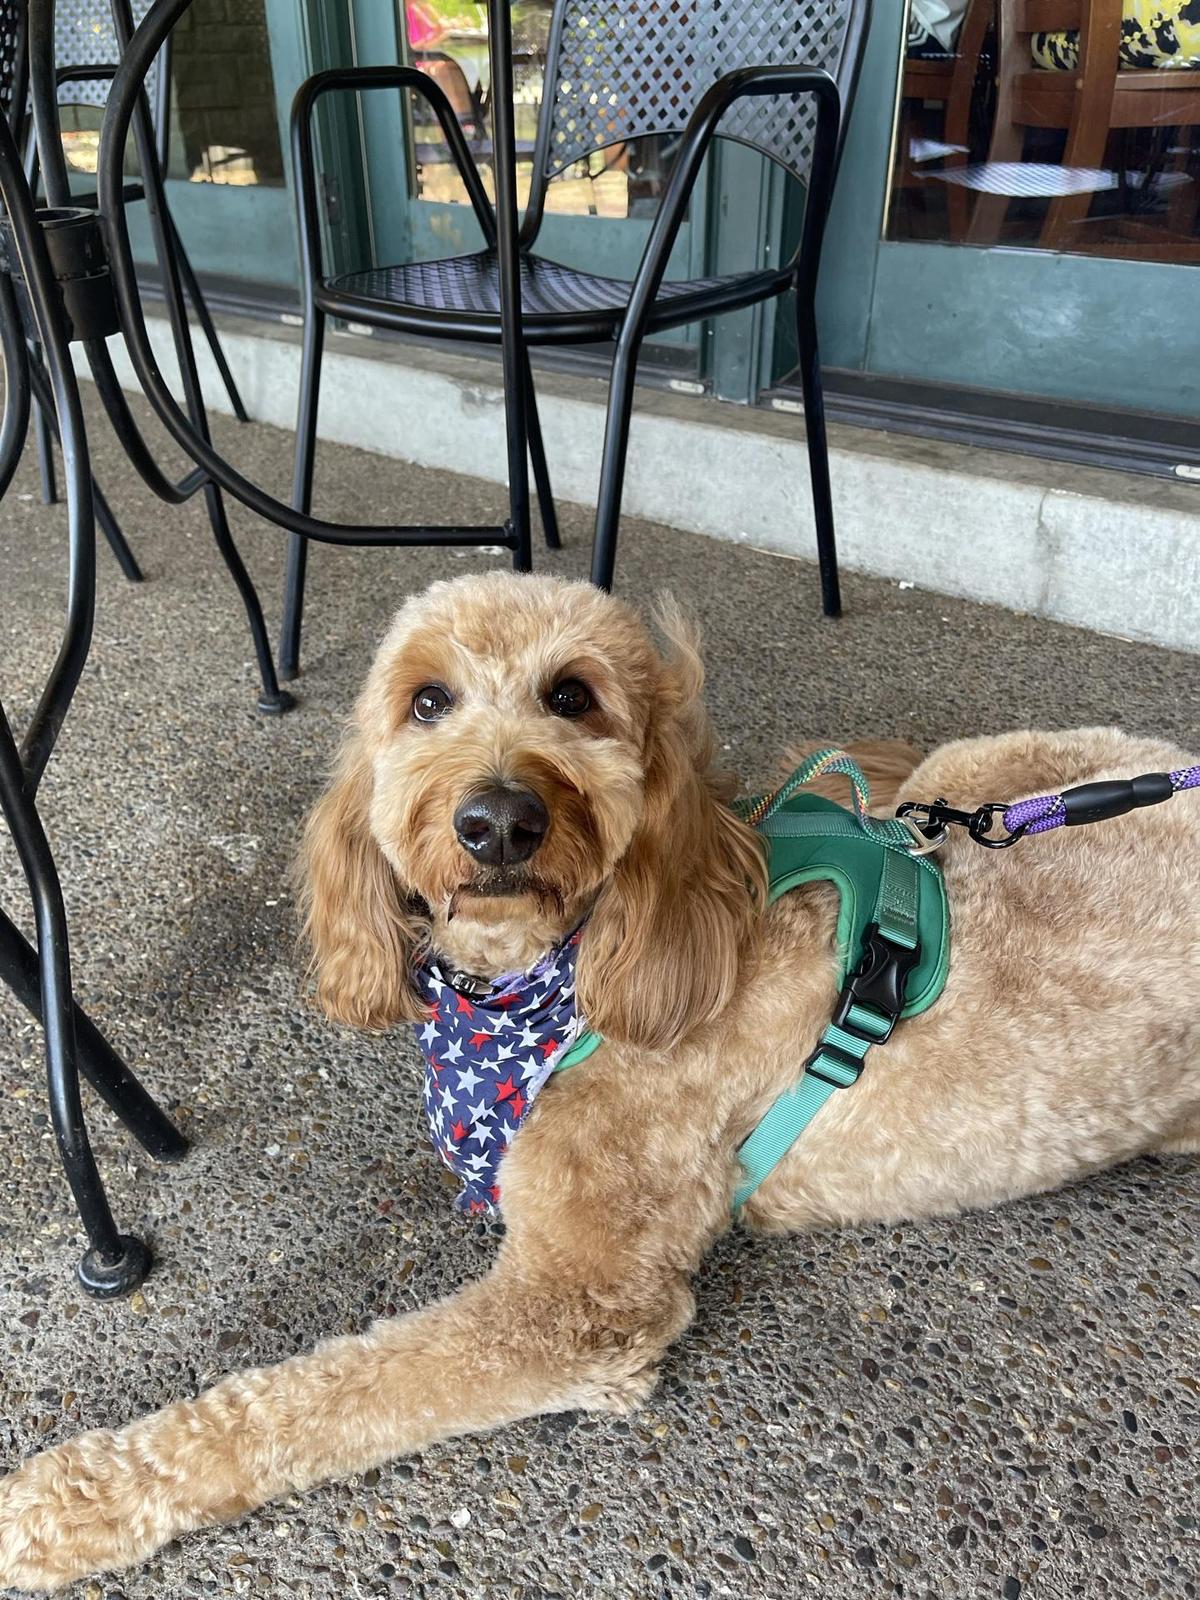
{"left": 0, "top": 1261, "right": 693, "bottom": 1593}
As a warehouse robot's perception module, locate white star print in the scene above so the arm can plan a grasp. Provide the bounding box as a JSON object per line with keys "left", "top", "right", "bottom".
{"left": 517, "top": 1025, "right": 540, "bottom": 1050}
{"left": 469, "top": 1120, "right": 496, "bottom": 1146}
{"left": 460, "top": 1150, "right": 491, "bottom": 1177}
{"left": 420, "top": 1019, "right": 438, "bottom": 1046}
{"left": 439, "top": 1084, "right": 456, "bottom": 1113}
{"left": 456, "top": 1063, "right": 483, "bottom": 1097}
{"left": 443, "top": 1036, "right": 464, "bottom": 1064}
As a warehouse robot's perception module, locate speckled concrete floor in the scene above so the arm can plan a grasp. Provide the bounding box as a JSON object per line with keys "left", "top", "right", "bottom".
{"left": 1, "top": 391, "right": 1198, "bottom": 1600}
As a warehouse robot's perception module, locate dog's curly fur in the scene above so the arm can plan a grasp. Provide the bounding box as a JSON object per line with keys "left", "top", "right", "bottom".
{"left": 2, "top": 572, "right": 1197, "bottom": 1590}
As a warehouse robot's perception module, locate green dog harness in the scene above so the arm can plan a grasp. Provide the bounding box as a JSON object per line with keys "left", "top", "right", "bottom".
{"left": 554, "top": 751, "right": 951, "bottom": 1212}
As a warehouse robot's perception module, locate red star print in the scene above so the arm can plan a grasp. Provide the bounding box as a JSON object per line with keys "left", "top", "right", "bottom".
{"left": 468, "top": 1030, "right": 493, "bottom": 1050}
{"left": 494, "top": 991, "right": 520, "bottom": 1009}
{"left": 450, "top": 1119, "right": 468, "bottom": 1143}
{"left": 509, "top": 1090, "right": 525, "bottom": 1119}
{"left": 489, "top": 1184, "right": 502, "bottom": 1205}
{"left": 468, "top": 1199, "right": 487, "bottom": 1215}
{"left": 455, "top": 994, "right": 475, "bottom": 1017}
{"left": 537, "top": 1037, "right": 559, "bottom": 1059}
{"left": 494, "top": 1075, "right": 517, "bottom": 1102}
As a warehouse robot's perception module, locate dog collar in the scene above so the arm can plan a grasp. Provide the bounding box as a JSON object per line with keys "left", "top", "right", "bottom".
{"left": 411, "top": 925, "right": 590, "bottom": 1213}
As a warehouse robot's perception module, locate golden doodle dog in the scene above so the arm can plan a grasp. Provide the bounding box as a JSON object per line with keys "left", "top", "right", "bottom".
{"left": 2, "top": 571, "right": 1197, "bottom": 1590}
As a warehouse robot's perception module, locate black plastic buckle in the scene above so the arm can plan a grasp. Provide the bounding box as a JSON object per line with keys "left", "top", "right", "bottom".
{"left": 830, "top": 923, "right": 921, "bottom": 1046}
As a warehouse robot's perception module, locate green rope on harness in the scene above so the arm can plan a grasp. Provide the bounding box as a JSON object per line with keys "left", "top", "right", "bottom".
{"left": 734, "top": 747, "right": 898, "bottom": 842}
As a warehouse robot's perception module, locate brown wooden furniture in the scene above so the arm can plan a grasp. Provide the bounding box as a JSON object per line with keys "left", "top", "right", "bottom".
{"left": 896, "top": 0, "right": 994, "bottom": 240}
{"left": 968, "top": 0, "right": 1200, "bottom": 255}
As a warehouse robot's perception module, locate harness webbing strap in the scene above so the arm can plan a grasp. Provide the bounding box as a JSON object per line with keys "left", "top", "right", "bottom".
{"left": 877, "top": 845, "right": 919, "bottom": 951}
{"left": 733, "top": 795, "right": 927, "bottom": 1213}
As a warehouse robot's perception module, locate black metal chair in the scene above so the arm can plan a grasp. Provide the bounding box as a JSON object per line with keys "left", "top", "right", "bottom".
{"left": 0, "top": 39, "right": 189, "bottom": 1294}
{"left": 28, "top": 0, "right": 248, "bottom": 508}
{"left": 0, "top": 0, "right": 143, "bottom": 581}
{"left": 278, "top": 0, "right": 870, "bottom": 680}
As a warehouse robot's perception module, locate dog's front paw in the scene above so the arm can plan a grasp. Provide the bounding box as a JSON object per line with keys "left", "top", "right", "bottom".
{"left": 0, "top": 1434, "right": 135, "bottom": 1594}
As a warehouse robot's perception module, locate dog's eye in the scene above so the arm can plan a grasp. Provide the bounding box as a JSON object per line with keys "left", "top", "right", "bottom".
{"left": 412, "top": 684, "right": 453, "bottom": 723}
{"left": 546, "top": 678, "right": 591, "bottom": 718}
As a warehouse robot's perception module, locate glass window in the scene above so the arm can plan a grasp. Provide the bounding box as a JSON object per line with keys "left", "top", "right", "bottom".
{"left": 887, "top": 0, "right": 1200, "bottom": 261}
{"left": 168, "top": 0, "right": 285, "bottom": 185}
{"left": 57, "top": 0, "right": 285, "bottom": 189}
{"left": 402, "top": 0, "right": 675, "bottom": 219}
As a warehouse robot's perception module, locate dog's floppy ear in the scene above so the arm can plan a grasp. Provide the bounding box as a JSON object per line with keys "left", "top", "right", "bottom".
{"left": 575, "top": 599, "right": 766, "bottom": 1053}
{"left": 299, "top": 733, "right": 426, "bottom": 1029}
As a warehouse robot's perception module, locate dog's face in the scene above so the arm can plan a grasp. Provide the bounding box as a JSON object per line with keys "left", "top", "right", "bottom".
{"left": 362, "top": 572, "right": 660, "bottom": 975}
{"left": 302, "top": 572, "right": 765, "bottom": 1050}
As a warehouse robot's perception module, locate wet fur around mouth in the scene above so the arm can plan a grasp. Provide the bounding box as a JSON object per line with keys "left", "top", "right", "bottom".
{"left": 448, "top": 875, "right": 567, "bottom": 919}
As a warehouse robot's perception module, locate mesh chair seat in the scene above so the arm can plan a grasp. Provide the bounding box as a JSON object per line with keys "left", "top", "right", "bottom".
{"left": 324, "top": 248, "right": 794, "bottom": 342}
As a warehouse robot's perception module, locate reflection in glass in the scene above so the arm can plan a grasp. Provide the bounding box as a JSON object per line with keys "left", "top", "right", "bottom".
{"left": 403, "top": 0, "right": 674, "bottom": 218}
{"left": 58, "top": 0, "right": 285, "bottom": 188}
{"left": 889, "top": 0, "right": 1200, "bottom": 261}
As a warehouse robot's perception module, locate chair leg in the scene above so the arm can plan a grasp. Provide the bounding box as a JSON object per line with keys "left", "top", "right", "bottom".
{"left": 201, "top": 481, "right": 294, "bottom": 714}
{"left": 27, "top": 350, "right": 144, "bottom": 583}
{"left": 93, "top": 476, "right": 144, "bottom": 583}
{"left": 0, "top": 904, "right": 187, "bottom": 1164}
{"left": 279, "top": 306, "right": 325, "bottom": 683}
{"left": 524, "top": 355, "right": 560, "bottom": 550}
{"left": 795, "top": 292, "right": 841, "bottom": 619}
{"left": 167, "top": 209, "right": 250, "bottom": 423}
{"left": 34, "top": 394, "right": 57, "bottom": 504}
{"left": 590, "top": 334, "right": 644, "bottom": 591}
{"left": 0, "top": 706, "right": 153, "bottom": 1297}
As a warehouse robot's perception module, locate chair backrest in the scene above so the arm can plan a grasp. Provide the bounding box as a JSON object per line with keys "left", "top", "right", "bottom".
{"left": 533, "top": 0, "right": 871, "bottom": 193}
{"left": 55, "top": 0, "right": 162, "bottom": 116}
{"left": 0, "top": 0, "right": 27, "bottom": 135}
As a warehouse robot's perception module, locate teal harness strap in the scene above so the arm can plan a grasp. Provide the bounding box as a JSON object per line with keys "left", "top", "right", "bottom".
{"left": 732, "top": 818, "right": 927, "bottom": 1210}
{"left": 558, "top": 749, "right": 950, "bottom": 1212}
{"left": 731, "top": 755, "right": 948, "bottom": 1213}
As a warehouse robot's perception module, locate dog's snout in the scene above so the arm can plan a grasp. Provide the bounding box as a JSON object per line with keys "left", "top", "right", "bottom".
{"left": 454, "top": 786, "right": 549, "bottom": 867}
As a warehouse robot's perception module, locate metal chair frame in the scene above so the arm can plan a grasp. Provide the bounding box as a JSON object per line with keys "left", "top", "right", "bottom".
{"left": 33, "top": 0, "right": 250, "bottom": 486}
{"left": 277, "top": 0, "right": 871, "bottom": 673}
{"left": 279, "top": 62, "right": 561, "bottom": 682}
{"left": 25, "top": 0, "right": 296, "bottom": 718}
{"left": 0, "top": 101, "right": 188, "bottom": 1298}
{"left": 0, "top": 0, "right": 547, "bottom": 1284}
{"left": 0, "top": 0, "right": 143, "bottom": 581}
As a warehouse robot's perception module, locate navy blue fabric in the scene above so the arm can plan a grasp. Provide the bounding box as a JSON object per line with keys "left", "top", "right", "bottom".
{"left": 412, "top": 931, "right": 585, "bottom": 1213}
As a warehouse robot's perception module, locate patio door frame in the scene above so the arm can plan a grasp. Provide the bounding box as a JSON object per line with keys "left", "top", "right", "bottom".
{"left": 817, "top": 3, "right": 1200, "bottom": 423}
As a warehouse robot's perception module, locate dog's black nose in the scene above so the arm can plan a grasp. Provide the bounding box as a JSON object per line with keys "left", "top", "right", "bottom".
{"left": 454, "top": 786, "right": 549, "bottom": 867}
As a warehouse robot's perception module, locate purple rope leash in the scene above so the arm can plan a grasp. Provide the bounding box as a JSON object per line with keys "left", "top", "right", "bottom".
{"left": 1003, "top": 765, "right": 1200, "bottom": 837}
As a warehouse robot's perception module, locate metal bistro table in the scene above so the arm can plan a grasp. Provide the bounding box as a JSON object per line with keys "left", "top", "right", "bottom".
{"left": 0, "top": 0, "right": 536, "bottom": 1294}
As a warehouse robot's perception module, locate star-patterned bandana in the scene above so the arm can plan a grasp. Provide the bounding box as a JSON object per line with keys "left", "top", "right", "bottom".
{"left": 412, "top": 929, "right": 586, "bottom": 1214}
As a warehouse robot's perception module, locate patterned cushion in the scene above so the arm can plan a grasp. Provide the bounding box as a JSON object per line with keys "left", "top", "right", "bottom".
{"left": 1032, "top": 0, "right": 1200, "bottom": 70}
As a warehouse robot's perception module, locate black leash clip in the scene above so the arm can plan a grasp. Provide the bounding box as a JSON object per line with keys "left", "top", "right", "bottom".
{"left": 896, "top": 798, "right": 1027, "bottom": 850}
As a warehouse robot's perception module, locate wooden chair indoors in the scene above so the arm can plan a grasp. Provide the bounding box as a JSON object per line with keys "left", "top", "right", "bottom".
{"left": 896, "top": 0, "right": 995, "bottom": 241}
{"left": 968, "top": 0, "right": 1200, "bottom": 256}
